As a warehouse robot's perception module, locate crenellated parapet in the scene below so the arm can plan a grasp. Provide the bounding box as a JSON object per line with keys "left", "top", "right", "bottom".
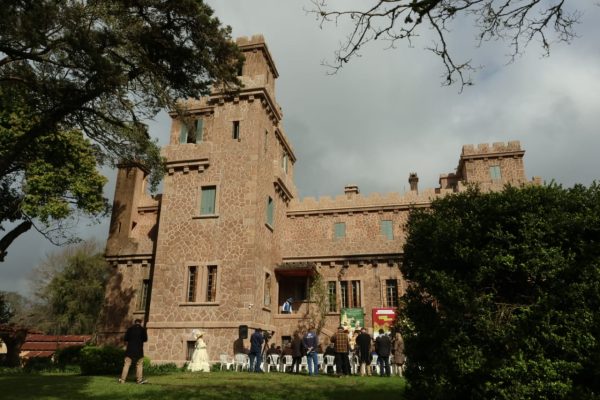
{"left": 288, "top": 186, "right": 458, "bottom": 217}
{"left": 235, "top": 34, "right": 279, "bottom": 78}
{"left": 461, "top": 141, "right": 523, "bottom": 157}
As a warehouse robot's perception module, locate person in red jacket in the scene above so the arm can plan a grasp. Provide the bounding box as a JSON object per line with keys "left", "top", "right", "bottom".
{"left": 118, "top": 319, "right": 148, "bottom": 384}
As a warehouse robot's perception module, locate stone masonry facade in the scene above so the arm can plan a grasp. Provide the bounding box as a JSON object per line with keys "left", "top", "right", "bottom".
{"left": 99, "top": 35, "right": 540, "bottom": 365}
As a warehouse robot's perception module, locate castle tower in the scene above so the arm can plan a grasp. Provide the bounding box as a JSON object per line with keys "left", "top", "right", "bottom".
{"left": 141, "top": 35, "right": 297, "bottom": 362}
{"left": 458, "top": 141, "right": 527, "bottom": 187}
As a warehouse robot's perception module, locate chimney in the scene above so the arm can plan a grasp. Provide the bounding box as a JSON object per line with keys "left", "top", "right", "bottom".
{"left": 344, "top": 185, "right": 360, "bottom": 199}
{"left": 409, "top": 173, "right": 419, "bottom": 193}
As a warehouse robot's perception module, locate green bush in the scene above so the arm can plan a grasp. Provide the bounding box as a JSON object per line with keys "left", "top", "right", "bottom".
{"left": 55, "top": 346, "right": 84, "bottom": 369}
{"left": 23, "top": 357, "right": 54, "bottom": 372}
{"left": 145, "top": 362, "right": 180, "bottom": 374}
{"left": 79, "top": 345, "right": 124, "bottom": 375}
{"left": 401, "top": 184, "right": 600, "bottom": 400}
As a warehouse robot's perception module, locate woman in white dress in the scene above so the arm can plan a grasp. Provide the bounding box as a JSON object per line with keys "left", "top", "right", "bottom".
{"left": 188, "top": 330, "right": 211, "bottom": 372}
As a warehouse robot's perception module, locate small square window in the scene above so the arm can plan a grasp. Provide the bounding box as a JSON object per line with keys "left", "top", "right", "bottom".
{"left": 380, "top": 220, "right": 393, "bottom": 240}
{"left": 179, "top": 118, "right": 203, "bottom": 144}
{"left": 334, "top": 222, "right": 346, "bottom": 239}
{"left": 490, "top": 165, "right": 502, "bottom": 181}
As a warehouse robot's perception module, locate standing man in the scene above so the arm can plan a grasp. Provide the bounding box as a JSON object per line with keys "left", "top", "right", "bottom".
{"left": 331, "top": 326, "right": 351, "bottom": 376}
{"left": 119, "top": 319, "right": 148, "bottom": 384}
{"left": 303, "top": 326, "right": 319, "bottom": 376}
{"left": 249, "top": 328, "right": 265, "bottom": 372}
{"left": 375, "top": 329, "right": 392, "bottom": 377}
{"left": 356, "top": 327, "right": 373, "bottom": 376}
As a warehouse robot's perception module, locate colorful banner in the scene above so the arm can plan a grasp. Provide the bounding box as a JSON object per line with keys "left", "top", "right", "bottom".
{"left": 340, "top": 308, "right": 364, "bottom": 332}
{"left": 372, "top": 307, "right": 396, "bottom": 337}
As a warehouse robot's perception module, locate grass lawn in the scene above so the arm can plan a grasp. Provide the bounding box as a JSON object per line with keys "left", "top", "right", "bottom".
{"left": 0, "top": 371, "right": 406, "bottom": 400}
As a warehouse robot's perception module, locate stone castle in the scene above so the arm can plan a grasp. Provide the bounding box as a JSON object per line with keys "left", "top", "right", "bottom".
{"left": 100, "top": 35, "right": 539, "bottom": 364}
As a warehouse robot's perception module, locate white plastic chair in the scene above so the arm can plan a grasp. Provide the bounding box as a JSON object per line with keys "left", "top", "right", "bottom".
{"left": 317, "top": 353, "right": 324, "bottom": 372}
{"left": 219, "top": 354, "right": 233, "bottom": 371}
{"left": 370, "top": 354, "right": 379, "bottom": 375}
{"left": 299, "top": 355, "right": 308, "bottom": 372}
{"left": 324, "top": 355, "right": 336, "bottom": 374}
{"left": 351, "top": 354, "right": 360, "bottom": 374}
{"left": 281, "top": 355, "right": 293, "bottom": 372}
{"left": 266, "top": 354, "right": 280, "bottom": 373}
{"left": 233, "top": 353, "right": 249, "bottom": 372}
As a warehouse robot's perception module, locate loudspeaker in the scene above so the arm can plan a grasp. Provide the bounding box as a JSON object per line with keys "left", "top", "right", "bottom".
{"left": 239, "top": 324, "right": 248, "bottom": 340}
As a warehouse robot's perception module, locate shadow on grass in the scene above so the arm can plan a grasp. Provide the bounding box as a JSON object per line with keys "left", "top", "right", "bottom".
{"left": 0, "top": 371, "right": 406, "bottom": 400}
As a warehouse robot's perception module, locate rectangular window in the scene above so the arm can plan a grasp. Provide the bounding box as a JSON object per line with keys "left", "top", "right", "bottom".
{"left": 179, "top": 118, "right": 203, "bottom": 144}
{"left": 264, "top": 130, "right": 268, "bottom": 154}
{"left": 179, "top": 121, "right": 189, "bottom": 144}
{"left": 328, "top": 281, "right": 337, "bottom": 313}
{"left": 266, "top": 196, "right": 274, "bottom": 227}
{"left": 187, "top": 266, "right": 197, "bottom": 302}
{"left": 200, "top": 186, "right": 216, "bottom": 215}
{"left": 352, "top": 281, "right": 361, "bottom": 307}
{"left": 334, "top": 222, "right": 346, "bottom": 239}
{"left": 385, "top": 279, "right": 399, "bottom": 308}
{"left": 205, "top": 265, "right": 218, "bottom": 302}
{"left": 341, "top": 280, "right": 361, "bottom": 308}
{"left": 137, "top": 279, "right": 149, "bottom": 311}
{"left": 264, "top": 273, "right": 272, "bottom": 306}
{"left": 340, "top": 281, "right": 348, "bottom": 309}
{"left": 490, "top": 165, "right": 502, "bottom": 181}
{"left": 282, "top": 153, "right": 288, "bottom": 173}
{"left": 380, "top": 220, "right": 393, "bottom": 240}
{"left": 194, "top": 118, "right": 204, "bottom": 143}
{"left": 232, "top": 121, "right": 240, "bottom": 140}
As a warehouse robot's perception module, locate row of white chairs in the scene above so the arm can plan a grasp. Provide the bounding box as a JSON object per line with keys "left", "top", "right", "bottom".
{"left": 219, "top": 353, "right": 401, "bottom": 375}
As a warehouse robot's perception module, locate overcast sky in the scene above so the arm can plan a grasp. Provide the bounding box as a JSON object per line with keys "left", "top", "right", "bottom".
{"left": 2, "top": 0, "right": 599, "bottom": 296}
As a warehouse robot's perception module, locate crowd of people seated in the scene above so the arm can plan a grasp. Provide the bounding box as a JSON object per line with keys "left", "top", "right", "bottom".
{"left": 234, "top": 326, "right": 405, "bottom": 377}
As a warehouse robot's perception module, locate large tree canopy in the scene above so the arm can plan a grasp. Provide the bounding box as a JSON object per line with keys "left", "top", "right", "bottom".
{"left": 27, "top": 240, "right": 110, "bottom": 335}
{"left": 0, "top": 0, "right": 243, "bottom": 260}
{"left": 310, "top": 0, "right": 581, "bottom": 89}
{"left": 400, "top": 184, "right": 600, "bottom": 400}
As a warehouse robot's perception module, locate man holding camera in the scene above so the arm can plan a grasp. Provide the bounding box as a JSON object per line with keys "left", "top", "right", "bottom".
{"left": 249, "top": 328, "right": 265, "bottom": 372}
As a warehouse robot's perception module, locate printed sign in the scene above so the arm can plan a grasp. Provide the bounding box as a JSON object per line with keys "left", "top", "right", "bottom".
{"left": 372, "top": 307, "right": 396, "bottom": 337}
{"left": 340, "top": 308, "right": 365, "bottom": 332}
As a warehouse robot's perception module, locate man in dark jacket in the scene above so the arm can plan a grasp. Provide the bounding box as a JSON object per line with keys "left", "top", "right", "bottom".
{"left": 356, "top": 327, "right": 373, "bottom": 376}
{"left": 249, "top": 328, "right": 265, "bottom": 372}
{"left": 119, "top": 319, "right": 148, "bottom": 384}
{"left": 290, "top": 332, "right": 304, "bottom": 373}
{"left": 375, "top": 329, "right": 392, "bottom": 377}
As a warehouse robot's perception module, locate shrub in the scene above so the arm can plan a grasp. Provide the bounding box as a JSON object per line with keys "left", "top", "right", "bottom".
{"left": 79, "top": 345, "right": 124, "bottom": 375}
{"left": 145, "top": 362, "right": 180, "bottom": 374}
{"left": 23, "top": 357, "right": 54, "bottom": 372}
{"left": 55, "top": 346, "right": 84, "bottom": 369}
{"left": 401, "top": 184, "right": 600, "bottom": 400}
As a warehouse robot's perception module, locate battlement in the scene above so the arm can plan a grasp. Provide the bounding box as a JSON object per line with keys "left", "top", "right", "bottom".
{"left": 235, "top": 34, "right": 279, "bottom": 79}
{"left": 462, "top": 141, "right": 522, "bottom": 156}
{"left": 236, "top": 34, "right": 267, "bottom": 47}
{"left": 288, "top": 186, "right": 460, "bottom": 215}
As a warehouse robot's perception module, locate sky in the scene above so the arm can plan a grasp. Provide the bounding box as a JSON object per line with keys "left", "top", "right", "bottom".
{"left": 2, "top": 0, "right": 599, "bottom": 296}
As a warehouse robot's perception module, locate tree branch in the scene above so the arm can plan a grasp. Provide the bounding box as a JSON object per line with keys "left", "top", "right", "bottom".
{"left": 0, "top": 221, "right": 33, "bottom": 262}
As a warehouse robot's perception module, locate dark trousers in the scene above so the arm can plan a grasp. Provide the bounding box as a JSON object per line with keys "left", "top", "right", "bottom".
{"left": 335, "top": 352, "right": 351, "bottom": 375}
{"left": 378, "top": 355, "right": 391, "bottom": 376}
{"left": 291, "top": 356, "right": 301, "bottom": 373}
